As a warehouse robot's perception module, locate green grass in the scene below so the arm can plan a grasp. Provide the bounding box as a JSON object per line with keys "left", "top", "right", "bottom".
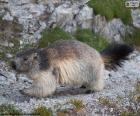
{"left": 38, "top": 27, "right": 73, "bottom": 48}
{"left": 124, "top": 29, "right": 140, "bottom": 48}
{"left": 38, "top": 28, "right": 109, "bottom": 51}
{"left": 32, "top": 106, "right": 53, "bottom": 116}
{"left": 74, "top": 28, "right": 109, "bottom": 51}
{"left": 69, "top": 99, "right": 85, "bottom": 111}
{"left": 87, "top": 0, "right": 132, "bottom": 25}
{"left": 0, "top": 104, "right": 22, "bottom": 115}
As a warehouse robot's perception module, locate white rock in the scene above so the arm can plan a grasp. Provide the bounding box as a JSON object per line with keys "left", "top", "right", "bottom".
{"left": 48, "top": 3, "right": 77, "bottom": 32}
{"left": 9, "top": 43, "right": 14, "bottom": 47}
{"left": 2, "top": 12, "right": 13, "bottom": 21}
{"left": 93, "top": 16, "right": 129, "bottom": 42}
{"left": 0, "top": 41, "right": 9, "bottom": 47}
{"left": 93, "top": 15, "right": 107, "bottom": 33}
{"left": 0, "top": 0, "right": 8, "bottom": 3}
{"left": 76, "top": 5, "right": 93, "bottom": 29}
{"left": 131, "top": 9, "right": 140, "bottom": 28}
{"left": 5, "top": 53, "right": 13, "bottom": 58}
{"left": 102, "top": 19, "right": 126, "bottom": 42}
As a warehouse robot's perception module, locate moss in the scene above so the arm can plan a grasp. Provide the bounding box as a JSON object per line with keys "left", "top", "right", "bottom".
{"left": 74, "top": 28, "right": 109, "bottom": 51}
{"left": 87, "top": 0, "right": 132, "bottom": 25}
{"left": 124, "top": 29, "right": 140, "bottom": 48}
{"left": 70, "top": 99, "right": 85, "bottom": 111}
{"left": 32, "top": 106, "right": 53, "bottom": 116}
{"left": 38, "top": 27, "right": 73, "bottom": 48}
{"left": 0, "top": 104, "right": 22, "bottom": 115}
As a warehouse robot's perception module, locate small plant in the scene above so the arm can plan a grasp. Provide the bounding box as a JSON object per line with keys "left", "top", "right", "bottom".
{"left": 87, "top": 0, "right": 132, "bottom": 25}
{"left": 38, "top": 27, "right": 73, "bottom": 48}
{"left": 0, "top": 104, "right": 22, "bottom": 115}
{"left": 32, "top": 106, "right": 53, "bottom": 116}
{"left": 74, "top": 28, "right": 109, "bottom": 51}
{"left": 70, "top": 99, "right": 85, "bottom": 111}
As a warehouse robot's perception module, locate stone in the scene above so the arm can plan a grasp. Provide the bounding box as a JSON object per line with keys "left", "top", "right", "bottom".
{"left": 5, "top": 53, "right": 13, "bottom": 59}
{"left": 93, "top": 15, "right": 107, "bottom": 33}
{"left": 93, "top": 16, "right": 127, "bottom": 42}
{"left": 76, "top": 5, "right": 93, "bottom": 29}
{"left": 48, "top": 2, "right": 78, "bottom": 32}
{"left": 2, "top": 12, "right": 13, "bottom": 21}
{"left": 131, "top": 9, "right": 140, "bottom": 28}
{"left": 0, "top": 0, "right": 8, "bottom": 3}
{"left": 101, "top": 19, "right": 126, "bottom": 42}
{"left": 9, "top": 43, "right": 14, "bottom": 47}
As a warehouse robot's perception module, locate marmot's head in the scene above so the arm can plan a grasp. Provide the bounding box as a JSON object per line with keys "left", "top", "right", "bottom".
{"left": 12, "top": 49, "right": 39, "bottom": 73}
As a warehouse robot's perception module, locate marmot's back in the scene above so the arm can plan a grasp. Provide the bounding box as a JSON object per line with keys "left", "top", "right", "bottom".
{"left": 44, "top": 39, "right": 101, "bottom": 62}
{"left": 12, "top": 39, "right": 133, "bottom": 97}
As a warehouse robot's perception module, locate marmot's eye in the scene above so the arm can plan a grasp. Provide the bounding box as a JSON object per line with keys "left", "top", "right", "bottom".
{"left": 23, "top": 57, "right": 28, "bottom": 61}
{"left": 34, "top": 56, "right": 38, "bottom": 59}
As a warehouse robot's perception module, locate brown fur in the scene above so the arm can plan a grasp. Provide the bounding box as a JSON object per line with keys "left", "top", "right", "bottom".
{"left": 12, "top": 39, "right": 133, "bottom": 97}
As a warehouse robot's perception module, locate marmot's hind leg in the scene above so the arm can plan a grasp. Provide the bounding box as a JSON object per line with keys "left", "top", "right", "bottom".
{"left": 86, "top": 67, "right": 104, "bottom": 93}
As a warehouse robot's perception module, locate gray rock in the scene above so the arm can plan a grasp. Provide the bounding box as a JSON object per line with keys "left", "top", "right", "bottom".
{"left": 101, "top": 19, "right": 126, "bottom": 42}
{"left": 5, "top": 53, "right": 13, "bottom": 59}
{"left": 0, "top": 41, "right": 9, "bottom": 47}
{"left": 48, "top": 1, "right": 92, "bottom": 32}
{"left": 0, "top": 71, "right": 16, "bottom": 85}
{"left": 48, "top": 2, "right": 78, "bottom": 32}
{"left": 76, "top": 5, "right": 93, "bottom": 29}
{"left": 70, "top": 0, "right": 89, "bottom": 5}
{"left": 39, "top": 0, "right": 62, "bottom": 5}
{"left": 93, "top": 15, "right": 107, "bottom": 33}
{"left": 9, "top": 43, "right": 14, "bottom": 47}
{"left": 2, "top": 12, "right": 13, "bottom": 21}
{"left": 2, "top": 0, "right": 46, "bottom": 44}
{"left": 131, "top": 9, "right": 140, "bottom": 28}
{"left": 93, "top": 16, "right": 128, "bottom": 42}
{"left": 0, "top": 0, "right": 8, "bottom": 3}
{"left": 0, "top": 0, "right": 138, "bottom": 45}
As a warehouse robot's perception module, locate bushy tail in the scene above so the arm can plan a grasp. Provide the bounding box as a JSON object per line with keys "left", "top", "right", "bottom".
{"left": 101, "top": 44, "right": 134, "bottom": 70}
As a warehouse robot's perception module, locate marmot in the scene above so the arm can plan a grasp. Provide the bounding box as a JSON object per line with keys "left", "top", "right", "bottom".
{"left": 12, "top": 39, "right": 133, "bottom": 97}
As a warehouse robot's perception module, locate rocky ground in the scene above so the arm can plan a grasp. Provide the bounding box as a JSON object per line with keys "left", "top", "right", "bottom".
{"left": 0, "top": 0, "right": 140, "bottom": 115}
{"left": 0, "top": 50, "right": 140, "bottom": 115}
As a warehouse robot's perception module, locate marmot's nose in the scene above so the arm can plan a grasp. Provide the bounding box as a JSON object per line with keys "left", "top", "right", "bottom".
{"left": 11, "top": 61, "right": 16, "bottom": 70}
